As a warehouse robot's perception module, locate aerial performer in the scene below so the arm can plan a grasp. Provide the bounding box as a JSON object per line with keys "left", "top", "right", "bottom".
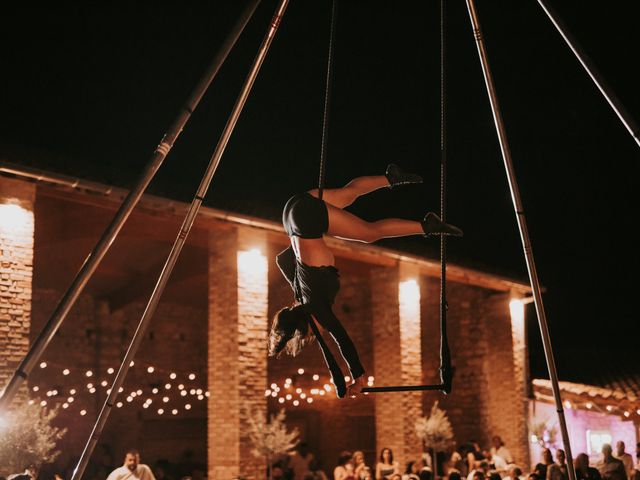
{"left": 268, "top": 164, "right": 462, "bottom": 398}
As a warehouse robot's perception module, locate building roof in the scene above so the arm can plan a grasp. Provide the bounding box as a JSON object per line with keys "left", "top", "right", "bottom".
{"left": 0, "top": 160, "right": 531, "bottom": 294}
{"left": 532, "top": 351, "right": 640, "bottom": 418}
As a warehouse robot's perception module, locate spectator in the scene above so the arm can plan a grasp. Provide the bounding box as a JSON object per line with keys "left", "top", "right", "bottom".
{"left": 598, "top": 444, "right": 627, "bottom": 480}
{"left": 416, "top": 460, "right": 432, "bottom": 480}
{"left": 403, "top": 462, "right": 420, "bottom": 480}
{"left": 529, "top": 474, "right": 541, "bottom": 480}
{"left": 353, "top": 451, "right": 369, "bottom": 480}
{"left": 304, "top": 459, "right": 329, "bottom": 480}
{"left": 535, "top": 449, "right": 554, "bottom": 480}
{"left": 376, "top": 448, "right": 400, "bottom": 480}
{"left": 574, "top": 453, "right": 602, "bottom": 480}
{"left": 472, "top": 472, "right": 485, "bottom": 480}
{"left": 503, "top": 466, "right": 525, "bottom": 480}
{"left": 335, "top": 451, "right": 355, "bottom": 480}
{"left": 547, "top": 449, "right": 568, "bottom": 480}
{"left": 491, "top": 437, "right": 514, "bottom": 465}
{"left": 291, "top": 442, "right": 315, "bottom": 480}
{"left": 467, "top": 461, "right": 491, "bottom": 480}
{"left": 107, "top": 450, "right": 156, "bottom": 480}
{"left": 483, "top": 449, "right": 508, "bottom": 474}
{"left": 615, "top": 442, "right": 634, "bottom": 480}
{"left": 8, "top": 466, "right": 38, "bottom": 480}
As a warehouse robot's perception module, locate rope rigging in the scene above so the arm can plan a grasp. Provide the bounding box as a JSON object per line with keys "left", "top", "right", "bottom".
{"left": 314, "top": 0, "right": 454, "bottom": 395}
{"left": 317, "top": 0, "right": 338, "bottom": 200}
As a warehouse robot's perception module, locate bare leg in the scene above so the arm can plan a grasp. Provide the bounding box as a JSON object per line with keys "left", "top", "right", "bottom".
{"left": 308, "top": 175, "right": 389, "bottom": 209}
{"left": 325, "top": 202, "right": 423, "bottom": 243}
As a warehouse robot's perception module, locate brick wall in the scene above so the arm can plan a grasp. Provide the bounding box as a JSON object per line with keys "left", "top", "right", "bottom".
{"left": 0, "top": 177, "right": 35, "bottom": 403}
{"left": 208, "top": 227, "right": 269, "bottom": 480}
{"left": 421, "top": 281, "right": 528, "bottom": 467}
{"left": 370, "top": 266, "right": 424, "bottom": 467}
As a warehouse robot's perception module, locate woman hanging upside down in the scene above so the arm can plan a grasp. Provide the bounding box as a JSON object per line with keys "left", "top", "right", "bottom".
{"left": 268, "top": 164, "right": 462, "bottom": 398}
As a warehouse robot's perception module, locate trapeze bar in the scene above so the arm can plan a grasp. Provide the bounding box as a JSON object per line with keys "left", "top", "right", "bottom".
{"left": 362, "top": 384, "right": 445, "bottom": 393}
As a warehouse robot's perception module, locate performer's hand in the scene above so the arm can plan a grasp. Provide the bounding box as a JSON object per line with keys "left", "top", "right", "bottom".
{"left": 347, "top": 375, "right": 366, "bottom": 398}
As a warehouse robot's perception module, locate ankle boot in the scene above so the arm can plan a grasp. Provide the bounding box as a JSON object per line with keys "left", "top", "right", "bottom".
{"left": 422, "top": 212, "right": 463, "bottom": 237}
{"left": 385, "top": 164, "right": 423, "bottom": 188}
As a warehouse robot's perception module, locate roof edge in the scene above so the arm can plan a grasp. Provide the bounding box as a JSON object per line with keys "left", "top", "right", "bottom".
{"left": 0, "top": 160, "right": 531, "bottom": 294}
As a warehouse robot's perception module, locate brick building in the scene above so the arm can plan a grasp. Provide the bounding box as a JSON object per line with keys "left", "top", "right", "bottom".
{"left": 1, "top": 164, "right": 533, "bottom": 478}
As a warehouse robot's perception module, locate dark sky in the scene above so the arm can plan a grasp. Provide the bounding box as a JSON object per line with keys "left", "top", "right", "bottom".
{"left": 1, "top": 2, "right": 638, "bottom": 379}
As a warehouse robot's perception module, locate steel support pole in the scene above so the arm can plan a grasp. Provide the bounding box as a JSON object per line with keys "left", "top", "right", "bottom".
{"left": 537, "top": 0, "right": 640, "bottom": 149}
{"left": 71, "top": 1, "right": 289, "bottom": 478}
{"left": 464, "top": 2, "right": 576, "bottom": 480}
{"left": 0, "top": 0, "right": 262, "bottom": 411}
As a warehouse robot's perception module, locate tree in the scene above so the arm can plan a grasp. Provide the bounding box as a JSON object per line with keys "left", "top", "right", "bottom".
{"left": 415, "top": 401, "right": 455, "bottom": 477}
{"left": 0, "top": 401, "right": 67, "bottom": 476}
{"left": 247, "top": 409, "right": 299, "bottom": 480}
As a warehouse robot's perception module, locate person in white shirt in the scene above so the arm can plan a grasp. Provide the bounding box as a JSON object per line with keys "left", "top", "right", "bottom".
{"left": 106, "top": 450, "right": 156, "bottom": 480}
{"left": 490, "top": 436, "right": 514, "bottom": 464}
{"left": 615, "top": 441, "right": 634, "bottom": 480}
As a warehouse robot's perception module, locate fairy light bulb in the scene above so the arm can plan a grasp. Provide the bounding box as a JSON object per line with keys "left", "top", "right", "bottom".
{"left": 185, "top": 404, "right": 191, "bottom": 410}
{"left": 312, "top": 374, "right": 319, "bottom": 381}
{"left": 297, "top": 368, "right": 305, "bottom": 375}
{"left": 170, "top": 372, "right": 177, "bottom": 380}
{"left": 85, "top": 370, "right": 93, "bottom": 377}
{"left": 63, "top": 369, "right": 70, "bottom": 375}
{"left": 147, "top": 366, "right": 155, "bottom": 373}
{"left": 40, "top": 362, "right": 47, "bottom": 369}
{"left": 188, "top": 373, "right": 195, "bottom": 380}
{"left": 80, "top": 409, "right": 87, "bottom": 416}
{"left": 107, "top": 368, "right": 114, "bottom": 374}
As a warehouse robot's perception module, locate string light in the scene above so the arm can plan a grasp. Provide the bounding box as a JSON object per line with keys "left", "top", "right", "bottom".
{"left": 286, "top": 394, "right": 292, "bottom": 400}
{"left": 163, "top": 397, "right": 169, "bottom": 403}
{"left": 147, "top": 367, "right": 155, "bottom": 373}
{"left": 80, "top": 409, "right": 86, "bottom": 416}
{"left": 312, "top": 374, "right": 319, "bottom": 381}
{"left": 101, "top": 380, "right": 108, "bottom": 387}
{"left": 129, "top": 361, "right": 135, "bottom": 367}
{"left": 293, "top": 400, "right": 300, "bottom": 406}
{"left": 172, "top": 409, "right": 178, "bottom": 415}
{"left": 107, "top": 368, "right": 114, "bottom": 374}
{"left": 32, "top": 386, "right": 39, "bottom": 392}
{"left": 165, "top": 383, "right": 171, "bottom": 390}
{"left": 197, "top": 395, "right": 204, "bottom": 400}
{"left": 170, "top": 372, "right": 177, "bottom": 380}
{"left": 278, "top": 398, "right": 285, "bottom": 404}
{"left": 85, "top": 370, "right": 93, "bottom": 377}
{"left": 307, "top": 398, "right": 313, "bottom": 404}
{"left": 40, "top": 362, "right": 47, "bottom": 369}
{"left": 188, "top": 373, "right": 195, "bottom": 380}
{"left": 116, "top": 402, "right": 123, "bottom": 408}
{"left": 178, "top": 384, "right": 184, "bottom": 390}
{"left": 152, "top": 388, "right": 159, "bottom": 394}
{"left": 40, "top": 400, "right": 47, "bottom": 406}
{"left": 180, "top": 391, "right": 187, "bottom": 397}
{"left": 297, "top": 368, "right": 305, "bottom": 375}
{"left": 185, "top": 404, "right": 192, "bottom": 410}
{"left": 158, "top": 408, "right": 164, "bottom": 415}
{"left": 63, "top": 369, "right": 70, "bottom": 375}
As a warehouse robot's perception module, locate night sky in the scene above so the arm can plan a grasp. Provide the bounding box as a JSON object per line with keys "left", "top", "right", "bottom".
{"left": 1, "top": 2, "right": 638, "bottom": 380}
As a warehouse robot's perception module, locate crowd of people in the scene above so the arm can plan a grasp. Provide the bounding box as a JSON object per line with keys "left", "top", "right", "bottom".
{"left": 4, "top": 438, "right": 640, "bottom": 480}
{"left": 272, "top": 438, "right": 640, "bottom": 480}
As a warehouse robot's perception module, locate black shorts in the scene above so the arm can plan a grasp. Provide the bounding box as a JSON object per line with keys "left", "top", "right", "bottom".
{"left": 282, "top": 192, "right": 329, "bottom": 239}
